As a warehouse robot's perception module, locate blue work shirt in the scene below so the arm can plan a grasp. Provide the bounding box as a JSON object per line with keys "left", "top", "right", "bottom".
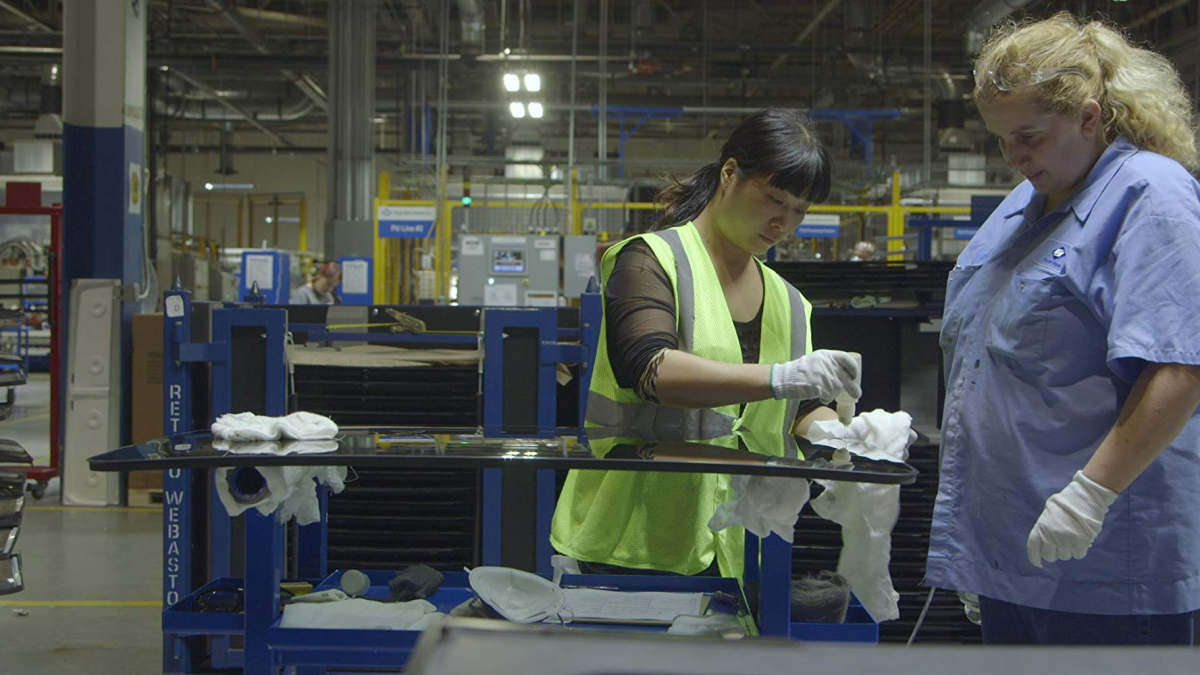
{"left": 926, "top": 138, "right": 1200, "bottom": 615}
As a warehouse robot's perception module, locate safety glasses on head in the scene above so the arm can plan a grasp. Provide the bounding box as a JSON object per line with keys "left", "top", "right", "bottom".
{"left": 974, "top": 63, "right": 1086, "bottom": 92}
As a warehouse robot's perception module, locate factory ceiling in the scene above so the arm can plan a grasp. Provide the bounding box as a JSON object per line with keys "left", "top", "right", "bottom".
{"left": 0, "top": 1, "right": 1196, "bottom": 161}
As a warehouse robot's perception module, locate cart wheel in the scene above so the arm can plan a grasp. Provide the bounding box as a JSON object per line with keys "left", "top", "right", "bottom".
{"left": 28, "top": 481, "right": 46, "bottom": 500}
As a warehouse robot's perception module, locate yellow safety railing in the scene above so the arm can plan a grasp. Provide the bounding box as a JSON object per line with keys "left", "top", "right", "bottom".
{"left": 195, "top": 192, "right": 308, "bottom": 250}
{"left": 372, "top": 170, "right": 970, "bottom": 303}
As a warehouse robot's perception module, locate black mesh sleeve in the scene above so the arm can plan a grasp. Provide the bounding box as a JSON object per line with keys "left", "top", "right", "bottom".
{"left": 603, "top": 240, "right": 680, "bottom": 390}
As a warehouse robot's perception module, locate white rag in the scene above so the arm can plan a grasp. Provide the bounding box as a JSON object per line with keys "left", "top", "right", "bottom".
{"left": 211, "top": 412, "right": 280, "bottom": 441}
{"left": 280, "top": 598, "right": 441, "bottom": 630}
{"left": 707, "top": 475, "right": 810, "bottom": 544}
{"left": 806, "top": 409, "right": 916, "bottom": 623}
{"left": 211, "top": 411, "right": 339, "bottom": 441}
{"left": 277, "top": 412, "right": 340, "bottom": 440}
{"left": 214, "top": 466, "right": 348, "bottom": 526}
{"left": 213, "top": 439, "right": 340, "bottom": 455}
{"left": 667, "top": 613, "right": 745, "bottom": 638}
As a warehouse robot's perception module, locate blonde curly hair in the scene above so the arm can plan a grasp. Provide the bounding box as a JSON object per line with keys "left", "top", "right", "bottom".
{"left": 974, "top": 12, "right": 1198, "bottom": 170}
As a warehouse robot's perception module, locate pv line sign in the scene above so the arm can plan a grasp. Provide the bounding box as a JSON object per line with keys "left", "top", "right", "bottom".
{"left": 378, "top": 205, "right": 437, "bottom": 239}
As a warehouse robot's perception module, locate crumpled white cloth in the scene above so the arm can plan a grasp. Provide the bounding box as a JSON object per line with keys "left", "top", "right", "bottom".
{"left": 214, "top": 465, "right": 348, "bottom": 526}
{"left": 667, "top": 613, "right": 745, "bottom": 638}
{"left": 806, "top": 409, "right": 915, "bottom": 623}
{"left": 212, "top": 439, "right": 340, "bottom": 455}
{"left": 277, "top": 411, "right": 341, "bottom": 441}
{"left": 280, "top": 598, "right": 442, "bottom": 630}
{"left": 212, "top": 412, "right": 279, "bottom": 441}
{"left": 707, "top": 475, "right": 810, "bottom": 544}
{"left": 211, "top": 411, "right": 339, "bottom": 441}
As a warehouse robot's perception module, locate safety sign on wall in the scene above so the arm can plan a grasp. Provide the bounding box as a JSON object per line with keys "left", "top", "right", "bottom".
{"left": 128, "top": 163, "right": 142, "bottom": 215}
{"left": 795, "top": 213, "right": 841, "bottom": 239}
{"left": 378, "top": 205, "right": 436, "bottom": 239}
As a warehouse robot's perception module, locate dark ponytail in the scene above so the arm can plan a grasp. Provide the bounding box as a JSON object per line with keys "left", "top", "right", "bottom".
{"left": 654, "top": 108, "right": 832, "bottom": 230}
{"left": 654, "top": 162, "right": 722, "bottom": 230}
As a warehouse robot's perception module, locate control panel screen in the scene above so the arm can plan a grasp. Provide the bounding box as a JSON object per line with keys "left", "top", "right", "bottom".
{"left": 492, "top": 248, "right": 526, "bottom": 273}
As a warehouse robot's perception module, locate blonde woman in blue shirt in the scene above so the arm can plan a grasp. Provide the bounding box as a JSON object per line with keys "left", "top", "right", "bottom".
{"left": 928, "top": 13, "right": 1200, "bottom": 644}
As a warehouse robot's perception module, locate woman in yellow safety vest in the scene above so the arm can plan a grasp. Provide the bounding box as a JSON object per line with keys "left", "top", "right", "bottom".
{"left": 552, "top": 108, "right": 860, "bottom": 581}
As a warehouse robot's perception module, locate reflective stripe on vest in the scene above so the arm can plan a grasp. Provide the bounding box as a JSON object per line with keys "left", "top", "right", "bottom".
{"left": 585, "top": 225, "right": 809, "bottom": 450}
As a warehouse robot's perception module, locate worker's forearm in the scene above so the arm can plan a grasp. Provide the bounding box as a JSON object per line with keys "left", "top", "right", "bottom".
{"left": 1083, "top": 362, "right": 1200, "bottom": 493}
{"left": 653, "top": 350, "right": 774, "bottom": 408}
{"left": 792, "top": 405, "right": 839, "bottom": 438}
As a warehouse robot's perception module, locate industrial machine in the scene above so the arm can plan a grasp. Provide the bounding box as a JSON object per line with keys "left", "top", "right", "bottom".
{"left": 457, "top": 234, "right": 597, "bottom": 307}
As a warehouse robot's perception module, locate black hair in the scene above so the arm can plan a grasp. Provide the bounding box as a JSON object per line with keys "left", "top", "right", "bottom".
{"left": 654, "top": 108, "right": 833, "bottom": 229}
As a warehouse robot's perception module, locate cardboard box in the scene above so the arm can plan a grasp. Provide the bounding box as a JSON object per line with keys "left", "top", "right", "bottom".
{"left": 129, "top": 313, "right": 165, "bottom": 493}
{"left": 128, "top": 470, "right": 162, "bottom": 490}
{"left": 131, "top": 313, "right": 164, "bottom": 443}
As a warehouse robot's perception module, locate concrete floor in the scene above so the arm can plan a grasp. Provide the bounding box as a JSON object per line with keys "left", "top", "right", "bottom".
{"left": 0, "top": 374, "right": 162, "bottom": 673}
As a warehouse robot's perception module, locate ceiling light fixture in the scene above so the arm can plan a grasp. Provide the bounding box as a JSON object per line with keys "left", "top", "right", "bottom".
{"left": 523, "top": 73, "right": 541, "bottom": 92}
{"left": 503, "top": 73, "right": 520, "bottom": 92}
{"left": 509, "top": 102, "right": 526, "bottom": 118}
{"left": 528, "top": 102, "right": 544, "bottom": 119}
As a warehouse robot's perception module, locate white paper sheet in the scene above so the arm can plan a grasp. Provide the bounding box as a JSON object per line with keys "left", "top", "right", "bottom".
{"left": 561, "top": 589, "right": 704, "bottom": 624}
{"left": 341, "top": 260, "right": 369, "bottom": 295}
{"left": 244, "top": 254, "right": 275, "bottom": 290}
{"left": 574, "top": 253, "right": 596, "bottom": 275}
{"left": 484, "top": 284, "right": 518, "bottom": 306}
{"left": 462, "top": 236, "right": 484, "bottom": 256}
{"left": 525, "top": 292, "right": 558, "bottom": 307}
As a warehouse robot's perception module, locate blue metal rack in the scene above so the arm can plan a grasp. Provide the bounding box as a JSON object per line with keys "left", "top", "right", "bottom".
{"left": 153, "top": 285, "right": 877, "bottom": 673}
{"left": 909, "top": 195, "right": 1006, "bottom": 260}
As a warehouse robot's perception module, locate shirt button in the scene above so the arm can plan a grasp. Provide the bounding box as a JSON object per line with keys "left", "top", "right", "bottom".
{"left": 1019, "top": 282, "right": 1026, "bottom": 290}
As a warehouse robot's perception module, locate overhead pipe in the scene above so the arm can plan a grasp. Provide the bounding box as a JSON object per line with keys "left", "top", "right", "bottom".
{"left": 168, "top": 69, "right": 294, "bottom": 146}
{"left": 964, "top": 0, "right": 1037, "bottom": 54}
{"left": 203, "top": 0, "right": 328, "bottom": 111}
{"left": 154, "top": 91, "right": 319, "bottom": 122}
{"left": 456, "top": 0, "right": 485, "bottom": 54}
{"left": 844, "top": 0, "right": 961, "bottom": 100}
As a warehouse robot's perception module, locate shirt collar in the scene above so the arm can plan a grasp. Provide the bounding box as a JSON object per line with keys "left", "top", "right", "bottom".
{"left": 1001, "top": 137, "right": 1139, "bottom": 224}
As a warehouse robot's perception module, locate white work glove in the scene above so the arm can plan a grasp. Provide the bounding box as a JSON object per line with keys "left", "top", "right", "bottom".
{"left": 770, "top": 350, "right": 862, "bottom": 402}
{"left": 1026, "top": 470, "right": 1118, "bottom": 568}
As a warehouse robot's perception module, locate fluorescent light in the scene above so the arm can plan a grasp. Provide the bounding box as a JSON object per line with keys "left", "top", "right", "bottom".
{"left": 524, "top": 73, "right": 541, "bottom": 92}
{"left": 528, "top": 102, "right": 544, "bottom": 118}
{"left": 204, "top": 182, "right": 256, "bottom": 191}
{"left": 503, "top": 73, "right": 520, "bottom": 92}
{"left": 509, "top": 102, "right": 526, "bottom": 118}
{"left": 277, "top": 216, "right": 301, "bottom": 224}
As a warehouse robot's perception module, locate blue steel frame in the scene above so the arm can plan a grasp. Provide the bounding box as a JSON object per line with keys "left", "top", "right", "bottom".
{"left": 161, "top": 292, "right": 324, "bottom": 673}
{"left": 206, "top": 307, "right": 291, "bottom": 670}
{"left": 909, "top": 195, "right": 1005, "bottom": 260}
{"left": 162, "top": 288, "right": 196, "bottom": 674}
{"left": 154, "top": 283, "right": 866, "bottom": 672}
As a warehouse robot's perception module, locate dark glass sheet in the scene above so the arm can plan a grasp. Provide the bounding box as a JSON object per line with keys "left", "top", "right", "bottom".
{"left": 87, "top": 428, "right": 916, "bottom": 485}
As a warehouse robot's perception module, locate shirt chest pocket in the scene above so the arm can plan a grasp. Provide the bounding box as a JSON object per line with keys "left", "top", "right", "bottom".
{"left": 939, "top": 264, "right": 982, "bottom": 354}
{"left": 985, "top": 264, "right": 1072, "bottom": 365}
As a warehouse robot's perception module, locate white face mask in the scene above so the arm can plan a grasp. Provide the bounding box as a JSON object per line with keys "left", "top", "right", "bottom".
{"left": 468, "top": 567, "right": 566, "bottom": 624}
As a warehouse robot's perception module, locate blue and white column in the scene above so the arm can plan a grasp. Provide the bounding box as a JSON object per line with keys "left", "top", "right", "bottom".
{"left": 62, "top": 4, "right": 146, "bottom": 358}
{"left": 61, "top": 1, "right": 146, "bottom": 477}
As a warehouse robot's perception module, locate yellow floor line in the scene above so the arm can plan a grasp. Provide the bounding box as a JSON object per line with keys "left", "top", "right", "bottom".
{"left": 0, "top": 412, "right": 50, "bottom": 427}
{"left": 26, "top": 505, "right": 161, "bottom": 513}
{"left": 0, "top": 600, "right": 162, "bottom": 607}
